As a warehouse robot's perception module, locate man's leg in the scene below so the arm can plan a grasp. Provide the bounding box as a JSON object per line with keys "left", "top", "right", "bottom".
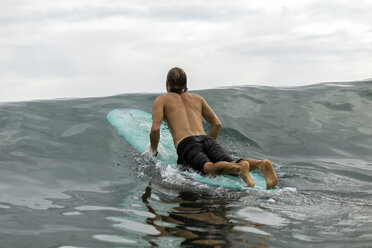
{"left": 203, "top": 160, "right": 255, "bottom": 187}
{"left": 240, "top": 158, "right": 278, "bottom": 189}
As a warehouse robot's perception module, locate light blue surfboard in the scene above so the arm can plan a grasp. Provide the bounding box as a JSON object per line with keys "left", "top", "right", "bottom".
{"left": 107, "top": 109, "right": 274, "bottom": 191}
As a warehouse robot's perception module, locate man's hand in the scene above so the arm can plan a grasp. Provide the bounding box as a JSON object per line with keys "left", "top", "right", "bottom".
{"left": 142, "top": 145, "right": 158, "bottom": 159}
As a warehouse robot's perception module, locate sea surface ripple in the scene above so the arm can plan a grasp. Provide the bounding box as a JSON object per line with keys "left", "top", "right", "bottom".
{"left": 0, "top": 81, "right": 371, "bottom": 248}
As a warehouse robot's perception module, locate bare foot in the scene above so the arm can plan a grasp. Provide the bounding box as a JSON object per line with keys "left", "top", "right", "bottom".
{"left": 259, "top": 160, "right": 278, "bottom": 189}
{"left": 238, "top": 161, "right": 255, "bottom": 188}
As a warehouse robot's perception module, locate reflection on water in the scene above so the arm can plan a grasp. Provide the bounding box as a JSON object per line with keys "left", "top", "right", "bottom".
{"left": 104, "top": 183, "right": 273, "bottom": 247}
{"left": 72, "top": 182, "right": 277, "bottom": 247}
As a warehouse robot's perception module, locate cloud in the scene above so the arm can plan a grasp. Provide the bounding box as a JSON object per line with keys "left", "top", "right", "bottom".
{"left": 0, "top": 0, "right": 371, "bottom": 101}
{"left": 0, "top": 0, "right": 260, "bottom": 25}
{"left": 4, "top": 45, "right": 77, "bottom": 77}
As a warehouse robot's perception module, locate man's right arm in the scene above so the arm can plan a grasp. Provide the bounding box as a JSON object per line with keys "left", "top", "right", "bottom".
{"left": 150, "top": 96, "right": 164, "bottom": 154}
{"left": 200, "top": 96, "right": 221, "bottom": 139}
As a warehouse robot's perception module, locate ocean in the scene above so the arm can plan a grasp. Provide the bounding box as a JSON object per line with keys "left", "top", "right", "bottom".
{"left": 0, "top": 81, "right": 371, "bottom": 248}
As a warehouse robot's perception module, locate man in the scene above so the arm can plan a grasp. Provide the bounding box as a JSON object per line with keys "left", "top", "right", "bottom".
{"left": 150, "top": 67, "right": 278, "bottom": 189}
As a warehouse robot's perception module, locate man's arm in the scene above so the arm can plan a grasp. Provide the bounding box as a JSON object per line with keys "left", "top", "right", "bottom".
{"left": 150, "top": 96, "right": 164, "bottom": 154}
{"left": 200, "top": 96, "right": 221, "bottom": 139}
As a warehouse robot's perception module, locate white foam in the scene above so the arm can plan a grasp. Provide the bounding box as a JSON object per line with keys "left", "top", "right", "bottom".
{"left": 62, "top": 211, "right": 82, "bottom": 216}
{"left": 59, "top": 246, "right": 87, "bottom": 248}
{"left": 141, "top": 145, "right": 157, "bottom": 161}
{"left": 280, "top": 187, "right": 297, "bottom": 192}
{"left": 324, "top": 83, "right": 354, "bottom": 88}
{"left": 142, "top": 144, "right": 167, "bottom": 161}
{"left": 93, "top": 234, "right": 136, "bottom": 244}
{"left": 234, "top": 226, "right": 272, "bottom": 236}
{"left": 237, "top": 206, "right": 289, "bottom": 227}
{"left": 160, "top": 164, "right": 190, "bottom": 185}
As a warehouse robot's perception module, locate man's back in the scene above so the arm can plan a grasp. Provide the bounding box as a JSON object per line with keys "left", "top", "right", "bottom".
{"left": 151, "top": 89, "right": 221, "bottom": 149}
{"left": 156, "top": 92, "right": 207, "bottom": 147}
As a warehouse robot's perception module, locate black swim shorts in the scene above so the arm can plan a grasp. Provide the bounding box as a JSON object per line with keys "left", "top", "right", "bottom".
{"left": 176, "top": 135, "right": 234, "bottom": 174}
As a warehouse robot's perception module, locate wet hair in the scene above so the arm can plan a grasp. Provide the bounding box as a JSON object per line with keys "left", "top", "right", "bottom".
{"left": 167, "top": 67, "right": 188, "bottom": 94}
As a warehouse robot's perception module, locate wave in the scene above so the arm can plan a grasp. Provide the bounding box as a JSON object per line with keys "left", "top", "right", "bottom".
{"left": 0, "top": 80, "right": 371, "bottom": 247}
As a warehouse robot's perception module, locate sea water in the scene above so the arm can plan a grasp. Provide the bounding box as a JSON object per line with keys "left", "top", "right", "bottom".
{"left": 0, "top": 81, "right": 371, "bottom": 247}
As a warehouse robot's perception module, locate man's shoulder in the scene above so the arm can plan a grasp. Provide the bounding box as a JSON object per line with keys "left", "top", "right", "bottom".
{"left": 156, "top": 92, "right": 204, "bottom": 102}
{"left": 155, "top": 93, "right": 170, "bottom": 101}
{"left": 153, "top": 95, "right": 167, "bottom": 107}
{"left": 191, "top": 92, "right": 203, "bottom": 99}
{"left": 182, "top": 92, "right": 203, "bottom": 99}
{"left": 188, "top": 93, "right": 205, "bottom": 103}
{"left": 153, "top": 93, "right": 178, "bottom": 104}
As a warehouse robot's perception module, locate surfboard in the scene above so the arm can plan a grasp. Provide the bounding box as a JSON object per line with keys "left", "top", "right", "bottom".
{"left": 107, "top": 109, "right": 274, "bottom": 191}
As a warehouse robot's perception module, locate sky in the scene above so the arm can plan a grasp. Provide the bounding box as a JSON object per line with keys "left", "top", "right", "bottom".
{"left": 0, "top": 0, "right": 371, "bottom": 102}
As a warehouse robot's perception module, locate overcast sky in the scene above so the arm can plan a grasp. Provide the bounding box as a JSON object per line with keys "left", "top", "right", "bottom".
{"left": 1, "top": 0, "right": 371, "bottom": 102}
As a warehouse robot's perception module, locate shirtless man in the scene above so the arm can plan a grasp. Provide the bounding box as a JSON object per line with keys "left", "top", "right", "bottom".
{"left": 150, "top": 67, "right": 278, "bottom": 189}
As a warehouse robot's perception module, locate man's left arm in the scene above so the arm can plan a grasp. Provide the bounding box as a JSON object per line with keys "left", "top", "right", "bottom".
{"left": 200, "top": 96, "right": 221, "bottom": 139}
{"left": 150, "top": 96, "right": 164, "bottom": 155}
